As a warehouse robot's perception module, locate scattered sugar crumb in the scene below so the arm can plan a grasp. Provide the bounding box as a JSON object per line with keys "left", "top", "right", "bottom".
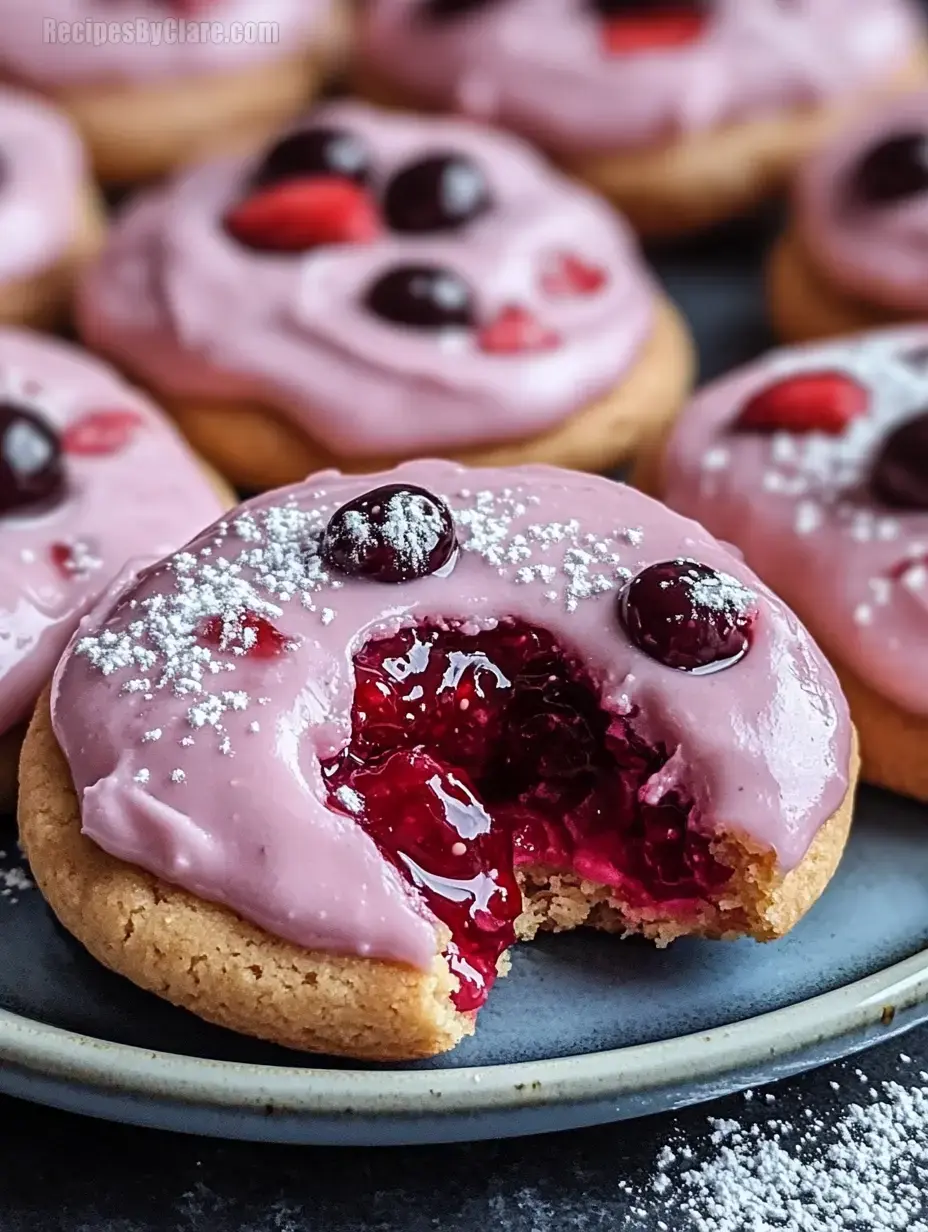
{"left": 643, "top": 1079, "right": 928, "bottom": 1231}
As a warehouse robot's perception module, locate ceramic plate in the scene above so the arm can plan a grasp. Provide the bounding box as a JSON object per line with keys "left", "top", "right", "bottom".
{"left": 2, "top": 785, "right": 928, "bottom": 1145}
{"left": 3, "top": 253, "right": 927, "bottom": 1145}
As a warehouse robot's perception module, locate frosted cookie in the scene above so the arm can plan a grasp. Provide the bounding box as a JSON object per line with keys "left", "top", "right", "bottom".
{"left": 0, "top": 329, "right": 230, "bottom": 807}
{"left": 0, "top": 0, "right": 344, "bottom": 183}
{"left": 76, "top": 101, "right": 693, "bottom": 490}
{"left": 20, "top": 461, "right": 856, "bottom": 1060}
{"left": 645, "top": 327, "right": 928, "bottom": 801}
{"left": 0, "top": 88, "right": 103, "bottom": 328}
{"left": 770, "top": 90, "right": 928, "bottom": 342}
{"left": 356, "top": 0, "right": 928, "bottom": 236}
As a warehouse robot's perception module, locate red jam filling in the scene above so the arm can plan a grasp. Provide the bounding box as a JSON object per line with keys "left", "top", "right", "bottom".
{"left": 322, "top": 620, "right": 730, "bottom": 1012}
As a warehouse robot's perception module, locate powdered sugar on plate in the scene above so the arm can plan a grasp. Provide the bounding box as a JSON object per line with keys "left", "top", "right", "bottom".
{"left": 0, "top": 848, "right": 33, "bottom": 903}
{"left": 631, "top": 1069, "right": 928, "bottom": 1230}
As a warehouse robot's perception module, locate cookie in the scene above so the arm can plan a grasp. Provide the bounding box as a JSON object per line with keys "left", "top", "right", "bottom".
{"left": 0, "top": 0, "right": 344, "bottom": 183}
{"left": 770, "top": 90, "right": 928, "bottom": 342}
{"left": 20, "top": 462, "right": 857, "bottom": 1059}
{"left": 0, "top": 329, "right": 232, "bottom": 809}
{"left": 0, "top": 88, "right": 104, "bottom": 329}
{"left": 356, "top": 0, "right": 928, "bottom": 236}
{"left": 641, "top": 327, "right": 928, "bottom": 801}
{"left": 76, "top": 101, "right": 694, "bottom": 489}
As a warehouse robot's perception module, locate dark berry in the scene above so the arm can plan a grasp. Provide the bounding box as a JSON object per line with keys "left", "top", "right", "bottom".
{"left": 417, "top": 0, "right": 499, "bottom": 20}
{"left": 321, "top": 484, "right": 458, "bottom": 583}
{"left": 251, "top": 127, "right": 373, "bottom": 190}
{"left": 845, "top": 132, "right": 928, "bottom": 209}
{"left": 364, "top": 264, "right": 476, "bottom": 329}
{"left": 0, "top": 403, "right": 65, "bottom": 516}
{"left": 619, "top": 559, "right": 756, "bottom": 673}
{"left": 590, "top": 0, "right": 704, "bottom": 13}
{"left": 870, "top": 410, "right": 928, "bottom": 509}
{"left": 384, "top": 154, "right": 492, "bottom": 233}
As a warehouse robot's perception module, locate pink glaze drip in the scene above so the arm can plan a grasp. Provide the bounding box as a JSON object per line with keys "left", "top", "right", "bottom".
{"left": 51, "top": 462, "right": 851, "bottom": 979}
{"left": 795, "top": 90, "right": 928, "bottom": 314}
{"left": 0, "top": 88, "right": 88, "bottom": 282}
{"left": 0, "top": 0, "right": 328, "bottom": 86}
{"left": 0, "top": 329, "right": 226, "bottom": 736}
{"left": 358, "top": 0, "right": 921, "bottom": 156}
{"left": 76, "top": 101, "right": 657, "bottom": 458}
{"left": 661, "top": 327, "right": 928, "bottom": 717}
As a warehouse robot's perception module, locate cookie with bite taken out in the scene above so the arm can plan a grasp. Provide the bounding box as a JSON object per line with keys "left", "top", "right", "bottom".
{"left": 20, "top": 462, "right": 857, "bottom": 1060}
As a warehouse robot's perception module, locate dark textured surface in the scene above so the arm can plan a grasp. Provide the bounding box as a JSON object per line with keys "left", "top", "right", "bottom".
{"left": 2, "top": 205, "right": 927, "bottom": 1221}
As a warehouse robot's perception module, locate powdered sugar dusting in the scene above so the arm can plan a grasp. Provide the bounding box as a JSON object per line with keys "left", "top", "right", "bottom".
{"left": 0, "top": 849, "right": 33, "bottom": 902}
{"left": 70, "top": 485, "right": 646, "bottom": 759}
{"left": 638, "top": 1075, "right": 928, "bottom": 1230}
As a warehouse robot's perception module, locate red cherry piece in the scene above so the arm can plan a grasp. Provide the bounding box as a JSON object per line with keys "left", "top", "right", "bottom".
{"left": 49, "top": 540, "right": 99, "bottom": 579}
{"left": 735, "top": 371, "right": 869, "bottom": 436}
{"left": 224, "top": 177, "right": 383, "bottom": 253}
{"left": 540, "top": 252, "right": 608, "bottom": 297}
{"left": 323, "top": 620, "right": 731, "bottom": 1012}
{"left": 200, "top": 613, "right": 292, "bottom": 658}
{"left": 601, "top": 11, "right": 708, "bottom": 54}
{"left": 477, "top": 306, "right": 561, "bottom": 355}
{"left": 62, "top": 410, "right": 144, "bottom": 457}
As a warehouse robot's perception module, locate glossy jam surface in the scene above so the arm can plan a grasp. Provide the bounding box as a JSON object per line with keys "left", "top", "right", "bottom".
{"left": 323, "top": 620, "right": 730, "bottom": 1011}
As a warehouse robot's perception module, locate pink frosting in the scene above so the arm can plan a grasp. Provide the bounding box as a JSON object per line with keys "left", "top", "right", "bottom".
{"left": 0, "top": 88, "right": 88, "bottom": 282}
{"left": 77, "top": 101, "right": 657, "bottom": 458}
{"left": 660, "top": 327, "right": 928, "bottom": 717}
{"left": 0, "top": 0, "right": 328, "bottom": 87}
{"left": 795, "top": 90, "right": 928, "bottom": 313}
{"left": 51, "top": 461, "right": 851, "bottom": 972}
{"left": 358, "top": 0, "right": 921, "bottom": 156}
{"left": 0, "top": 329, "right": 226, "bottom": 736}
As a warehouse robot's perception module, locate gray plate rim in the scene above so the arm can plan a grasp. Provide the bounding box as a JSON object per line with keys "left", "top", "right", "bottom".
{"left": 1, "top": 945, "right": 926, "bottom": 1119}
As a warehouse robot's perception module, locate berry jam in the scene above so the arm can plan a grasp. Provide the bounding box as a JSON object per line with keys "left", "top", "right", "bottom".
{"left": 323, "top": 620, "right": 730, "bottom": 1012}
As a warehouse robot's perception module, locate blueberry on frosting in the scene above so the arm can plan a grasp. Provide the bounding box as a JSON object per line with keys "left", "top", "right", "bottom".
{"left": 846, "top": 132, "right": 928, "bottom": 209}
{"left": 870, "top": 409, "right": 928, "bottom": 510}
{"left": 321, "top": 483, "right": 458, "bottom": 582}
{"left": 384, "top": 154, "right": 492, "bottom": 234}
{"left": 251, "top": 126, "right": 374, "bottom": 190}
{"left": 364, "top": 264, "right": 476, "bottom": 328}
{"left": 0, "top": 403, "right": 65, "bottom": 516}
{"left": 618, "top": 559, "right": 756, "bottom": 673}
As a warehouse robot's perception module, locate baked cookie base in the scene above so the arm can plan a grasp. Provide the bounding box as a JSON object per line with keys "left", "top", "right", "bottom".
{"left": 356, "top": 53, "right": 928, "bottom": 237}
{"left": 633, "top": 436, "right": 924, "bottom": 802}
{"left": 9, "top": 20, "right": 346, "bottom": 184}
{"left": 767, "top": 228, "right": 909, "bottom": 343}
{"left": 155, "top": 294, "right": 694, "bottom": 490}
{"left": 18, "top": 690, "right": 857, "bottom": 1061}
{"left": 0, "top": 185, "right": 106, "bottom": 330}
